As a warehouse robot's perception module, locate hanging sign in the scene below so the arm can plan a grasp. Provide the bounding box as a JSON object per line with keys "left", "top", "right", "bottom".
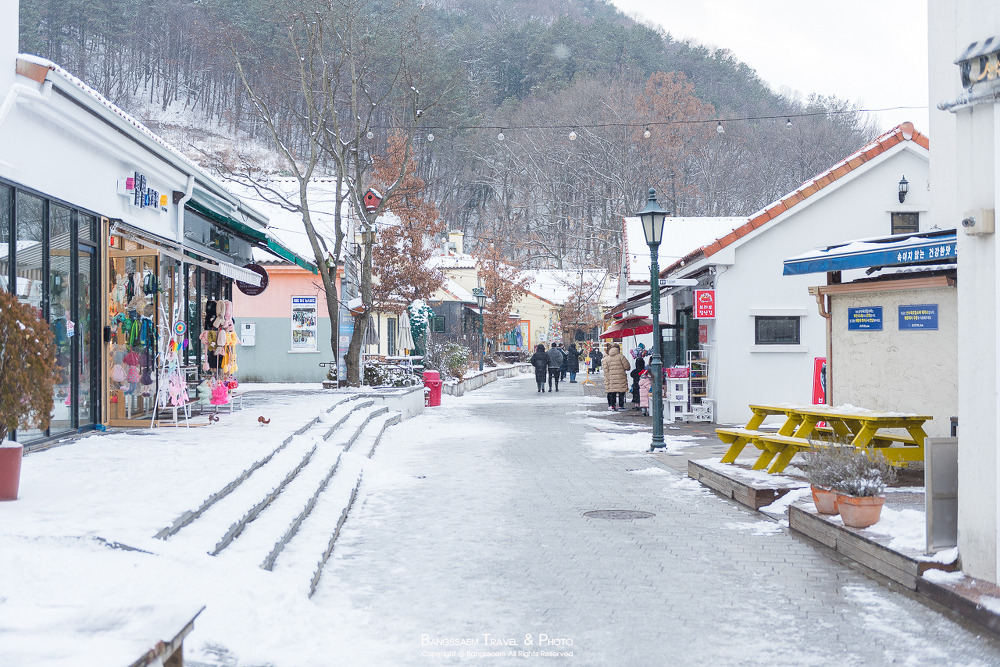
{"left": 235, "top": 263, "right": 270, "bottom": 296}
{"left": 694, "top": 289, "right": 716, "bottom": 319}
{"left": 174, "top": 320, "right": 187, "bottom": 337}
{"left": 899, "top": 304, "right": 938, "bottom": 330}
{"left": 848, "top": 306, "right": 883, "bottom": 331}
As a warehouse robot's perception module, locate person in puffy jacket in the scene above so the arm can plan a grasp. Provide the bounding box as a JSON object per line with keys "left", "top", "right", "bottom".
{"left": 603, "top": 344, "right": 631, "bottom": 410}
{"left": 638, "top": 369, "right": 653, "bottom": 416}
{"left": 566, "top": 343, "right": 581, "bottom": 383}
{"left": 529, "top": 344, "right": 548, "bottom": 393}
{"left": 547, "top": 343, "right": 565, "bottom": 392}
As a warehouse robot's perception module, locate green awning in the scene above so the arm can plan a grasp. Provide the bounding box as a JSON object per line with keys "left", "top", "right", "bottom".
{"left": 185, "top": 200, "right": 318, "bottom": 274}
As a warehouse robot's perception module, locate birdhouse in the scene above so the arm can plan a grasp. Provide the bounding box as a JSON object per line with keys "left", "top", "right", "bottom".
{"left": 363, "top": 188, "right": 383, "bottom": 212}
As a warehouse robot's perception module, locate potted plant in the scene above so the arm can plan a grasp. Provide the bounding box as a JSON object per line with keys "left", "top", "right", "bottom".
{"left": 803, "top": 443, "right": 855, "bottom": 515}
{"left": 0, "top": 290, "right": 58, "bottom": 500}
{"left": 832, "top": 447, "right": 898, "bottom": 528}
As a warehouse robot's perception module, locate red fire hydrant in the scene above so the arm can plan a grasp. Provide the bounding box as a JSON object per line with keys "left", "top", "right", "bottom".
{"left": 423, "top": 370, "right": 443, "bottom": 407}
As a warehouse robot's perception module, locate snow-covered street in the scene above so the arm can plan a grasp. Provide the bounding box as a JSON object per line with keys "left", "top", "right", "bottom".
{"left": 2, "top": 376, "right": 1000, "bottom": 666}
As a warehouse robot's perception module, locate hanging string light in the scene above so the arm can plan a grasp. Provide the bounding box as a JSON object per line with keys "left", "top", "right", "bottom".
{"left": 367, "top": 105, "right": 923, "bottom": 143}
{"left": 497, "top": 130, "right": 505, "bottom": 141}
{"left": 366, "top": 130, "right": 374, "bottom": 139}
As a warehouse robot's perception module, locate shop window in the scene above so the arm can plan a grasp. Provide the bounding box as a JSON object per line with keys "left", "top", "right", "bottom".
{"left": 755, "top": 316, "right": 800, "bottom": 345}
{"left": 49, "top": 205, "right": 73, "bottom": 435}
{"left": 15, "top": 191, "right": 43, "bottom": 313}
{"left": 0, "top": 184, "right": 10, "bottom": 293}
{"left": 891, "top": 212, "right": 919, "bottom": 235}
{"left": 431, "top": 316, "right": 445, "bottom": 333}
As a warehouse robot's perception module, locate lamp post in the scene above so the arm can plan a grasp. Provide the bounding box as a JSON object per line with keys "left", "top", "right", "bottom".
{"left": 473, "top": 287, "right": 486, "bottom": 371}
{"left": 636, "top": 188, "right": 669, "bottom": 451}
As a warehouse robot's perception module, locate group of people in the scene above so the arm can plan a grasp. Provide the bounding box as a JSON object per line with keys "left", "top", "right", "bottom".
{"left": 530, "top": 342, "right": 581, "bottom": 392}
{"left": 600, "top": 344, "right": 651, "bottom": 413}
{"left": 528, "top": 341, "right": 651, "bottom": 413}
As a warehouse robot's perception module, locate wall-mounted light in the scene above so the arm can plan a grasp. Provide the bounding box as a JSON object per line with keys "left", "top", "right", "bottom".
{"left": 898, "top": 175, "right": 909, "bottom": 203}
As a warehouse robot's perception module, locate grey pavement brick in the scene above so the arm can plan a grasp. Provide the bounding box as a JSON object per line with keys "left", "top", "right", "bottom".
{"left": 316, "top": 375, "right": 1000, "bottom": 666}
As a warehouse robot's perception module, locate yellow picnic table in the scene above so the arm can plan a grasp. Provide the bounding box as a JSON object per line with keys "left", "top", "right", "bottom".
{"left": 716, "top": 403, "right": 931, "bottom": 474}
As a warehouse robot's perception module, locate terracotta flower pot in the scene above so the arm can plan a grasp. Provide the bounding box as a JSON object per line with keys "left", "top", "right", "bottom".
{"left": 810, "top": 484, "right": 839, "bottom": 515}
{"left": 836, "top": 493, "right": 885, "bottom": 528}
{"left": 0, "top": 443, "right": 24, "bottom": 501}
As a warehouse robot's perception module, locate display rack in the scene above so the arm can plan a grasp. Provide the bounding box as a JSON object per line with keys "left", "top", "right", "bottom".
{"left": 685, "top": 349, "right": 712, "bottom": 422}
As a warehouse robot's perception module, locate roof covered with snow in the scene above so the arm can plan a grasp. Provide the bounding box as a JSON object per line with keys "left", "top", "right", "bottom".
{"left": 521, "top": 268, "right": 613, "bottom": 306}
{"left": 623, "top": 216, "right": 746, "bottom": 284}
{"left": 664, "top": 122, "right": 930, "bottom": 275}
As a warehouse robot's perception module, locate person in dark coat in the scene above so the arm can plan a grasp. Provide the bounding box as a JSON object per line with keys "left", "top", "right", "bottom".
{"left": 566, "top": 343, "right": 581, "bottom": 383}
{"left": 630, "top": 357, "right": 646, "bottom": 407}
{"left": 529, "top": 344, "right": 548, "bottom": 393}
{"left": 590, "top": 346, "right": 603, "bottom": 374}
{"left": 547, "top": 343, "right": 565, "bottom": 392}
{"left": 558, "top": 343, "right": 569, "bottom": 380}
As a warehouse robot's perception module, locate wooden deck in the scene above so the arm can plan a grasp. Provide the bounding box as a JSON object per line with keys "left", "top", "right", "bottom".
{"left": 789, "top": 503, "right": 956, "bottom": 590}
{"left": 687, "top": 459, "right": 802, "bottom": 510}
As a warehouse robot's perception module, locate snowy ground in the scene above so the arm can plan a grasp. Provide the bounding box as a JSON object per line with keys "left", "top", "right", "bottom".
{"left": 1, "top": 377, "right": 997, "bottom": 666}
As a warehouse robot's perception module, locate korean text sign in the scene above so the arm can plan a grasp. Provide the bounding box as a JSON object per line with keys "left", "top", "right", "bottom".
{"left": 694, "top": 290, "right": 715, "bottom": 319}
{"left": 898, "top": 304, "right": 938, "bottom": 330}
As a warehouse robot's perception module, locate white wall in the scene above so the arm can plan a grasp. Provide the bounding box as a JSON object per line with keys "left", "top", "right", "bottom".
{"left": 830, "top": 287, "right": 957, "bottom": 438}
{"left": 0, "top": 70, "right": 187, "bottom": 239}
{"left": 930, "top": 0, "right": 1000, "bottom": 582}
{"left": 709, "top": 145, "right": 930, "bottom": 425}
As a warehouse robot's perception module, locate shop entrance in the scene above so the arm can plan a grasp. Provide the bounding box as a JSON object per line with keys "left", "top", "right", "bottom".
{"left": 103, "top": 222, "right": 162, "bottom": 426}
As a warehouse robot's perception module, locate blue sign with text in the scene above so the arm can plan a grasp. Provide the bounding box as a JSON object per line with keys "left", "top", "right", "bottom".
{"left": 898, "top": 304, "right": 938, "bottom": 330}
{"left": 848, "top": 306, "right": 883, "bottom": 330}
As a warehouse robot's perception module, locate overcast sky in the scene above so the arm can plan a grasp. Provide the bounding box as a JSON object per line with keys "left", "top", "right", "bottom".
{"left": 608, "top": 0, "right": 930, "bottom": 134}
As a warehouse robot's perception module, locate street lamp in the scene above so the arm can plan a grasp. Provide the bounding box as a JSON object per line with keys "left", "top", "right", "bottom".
{"left": 472, "top": 287, "right": 487, "bottom": 371}
{"left": 636, "top": 187, "right": 669, "bottom": 451}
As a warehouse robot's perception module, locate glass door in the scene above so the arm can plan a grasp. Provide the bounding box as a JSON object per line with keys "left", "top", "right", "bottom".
{"left": 76, "top": 216, "right": 97, "bottom": 429}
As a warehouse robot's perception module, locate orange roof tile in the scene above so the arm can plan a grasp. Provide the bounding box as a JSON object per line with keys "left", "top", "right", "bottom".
{"left": 663, "top": 122, "right": 929, "bottom": 270}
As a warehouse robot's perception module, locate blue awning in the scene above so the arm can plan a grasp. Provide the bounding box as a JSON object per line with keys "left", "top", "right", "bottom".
{"left": 783, "top": 230, "right": 957, "bottom": 276}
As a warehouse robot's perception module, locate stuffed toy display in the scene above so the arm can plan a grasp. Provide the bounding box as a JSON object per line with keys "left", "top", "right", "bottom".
{"left": 198, "top": 299, "right": 239, "bottom": 401}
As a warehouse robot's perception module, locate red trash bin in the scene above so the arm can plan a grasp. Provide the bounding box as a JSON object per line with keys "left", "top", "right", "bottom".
{"left": 423, "top": 370, "right": 443, "bottom": 407}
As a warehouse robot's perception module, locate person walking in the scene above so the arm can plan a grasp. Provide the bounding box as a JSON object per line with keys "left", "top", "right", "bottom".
{"left": 590, "top": 346, "right": 603, "bottom": 374}
{"left": 630, "top": 357, "right": 646, "bottom": 409}
{"left": 566, "top": 343, "right": 581, "bottom": 383}
{"left": 603, "top": 343, "right": 630, "bottom": 410}
{"left": 530, "top": 344, "right": 549, "bottom": 393}
{"left": 559, "top": 343, "right": 569, "bottom": 381}
{"left": 547, "top": 342, "right": 565, "bottom": 392}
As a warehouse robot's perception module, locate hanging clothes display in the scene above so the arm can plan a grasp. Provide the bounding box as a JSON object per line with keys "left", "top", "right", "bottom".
{"left": 199, "top": 299, "right": 238, "bottom": 405}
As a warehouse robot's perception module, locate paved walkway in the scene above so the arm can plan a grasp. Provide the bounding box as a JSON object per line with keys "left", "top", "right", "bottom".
{"left": 316, "top": 375, "right": 1000, "bottom": 665}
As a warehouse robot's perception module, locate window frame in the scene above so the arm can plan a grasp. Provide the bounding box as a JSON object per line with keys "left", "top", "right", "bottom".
{"left": 891, "top": 211, "right": 919, "bottom": 235}
{"left": 754, "top": 315, "right": 801, "bottom": 345}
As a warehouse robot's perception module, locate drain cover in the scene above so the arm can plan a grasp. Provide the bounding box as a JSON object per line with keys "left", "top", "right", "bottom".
{"left": 584, "top": 510, "right": 655, "bottom": 520}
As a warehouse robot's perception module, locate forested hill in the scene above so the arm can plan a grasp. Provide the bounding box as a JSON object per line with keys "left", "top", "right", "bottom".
{"left": 18, "top": 0, "right": 878, "bottom": 271}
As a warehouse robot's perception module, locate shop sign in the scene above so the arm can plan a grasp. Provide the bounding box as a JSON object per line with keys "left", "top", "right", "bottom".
{"left": 959, "top": 47, "right": 1000, "bottom": 89}
{"left": 848, "top": 306, "right": 883, "bottom": 331}
{"left": 694, "top": 289, "right": 715, "bottom": 319}
{"left": 899, "top": 304, "right": 938, "bottom": 330}
{"left": 291, "top": 296, "right": 318, "bottom": 350}
{"left": 235, "top": 263, "right": 270, "bottom": 296}
{"left": 117, "top": 171, "right": 167, "bottom": 212}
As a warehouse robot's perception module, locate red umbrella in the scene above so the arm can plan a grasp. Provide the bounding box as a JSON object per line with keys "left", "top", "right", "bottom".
{"left": 599, "top": 314, "right": 666, "bottom": 339}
